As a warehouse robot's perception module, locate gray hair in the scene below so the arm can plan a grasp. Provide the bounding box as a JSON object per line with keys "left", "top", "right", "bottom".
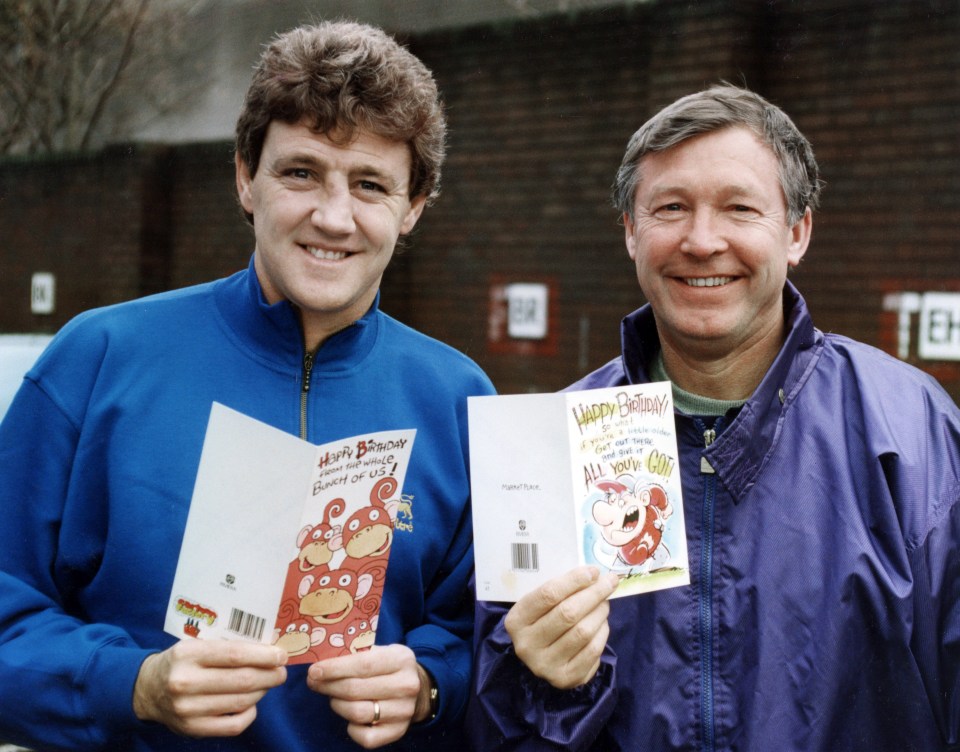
{"left": 612, "top": 84, "right": 822, "bottom": 225}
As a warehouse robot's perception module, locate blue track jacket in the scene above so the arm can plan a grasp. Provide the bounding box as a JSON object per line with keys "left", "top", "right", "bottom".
{"left": 0, "top": 256, "right": 495, "bottom": 751}
{"left": 468, "top": 283, "right": 960, "bottom": 752}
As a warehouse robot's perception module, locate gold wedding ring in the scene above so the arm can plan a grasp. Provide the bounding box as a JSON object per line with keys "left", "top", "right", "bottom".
{"left": 370, "top": 699, "right": 381, "bottom": 726}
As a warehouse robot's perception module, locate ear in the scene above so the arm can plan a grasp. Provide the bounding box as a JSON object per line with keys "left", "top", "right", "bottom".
{"left": 297, "top": 525, "right": 312, "bottom": 548}
{"left": 623, "top": 212, "right": 638, "bottom": 261}
{"left": 235, "top": 152, "right": 255, "bottom": 215}
{"left": 298, "top": 575, "right": 315, "bottom": 599}
{"left": 786, "top": 207, "right": 812, "bottom": 267}
{"left": 399, "top": 194, "right": 428, "bottom": 235}
{"left": 356, "top": 573, "right": 374, "bottom": 599}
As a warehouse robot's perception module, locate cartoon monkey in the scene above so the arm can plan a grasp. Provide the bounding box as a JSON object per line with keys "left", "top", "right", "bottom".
{"left": 297, "top": 567, "right": 374, "bottom": 625}
{"left": 591, "top": 478, "right": 673, "bottom": 568}
{"left": 341, "top": 477, "right": 399, "bottom": 561}
{"left": 273, "top": 596, "right": 328, "bottom": 659}
{"left": 295, "top": 497, "right": 345, "bottom": 572}
{"left": 329, "top": 614, "right": 379, "bottom": 655}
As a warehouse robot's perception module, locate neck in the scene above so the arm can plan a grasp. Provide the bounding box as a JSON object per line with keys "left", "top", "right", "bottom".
{"left": 658, "top": 332, "right": 783, "bottom": 401}
{"left": 301, "top": 317, "right": 355, "bottom": 353}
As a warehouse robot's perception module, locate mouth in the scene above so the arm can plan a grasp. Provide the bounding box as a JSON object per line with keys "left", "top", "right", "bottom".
{"left": 305, "top": 245, "right": 350, "bottom": 261}
{"left": 621, "top": 506, "right": 640, "bottom": 532}
{"left": 683, "top": 276, "right": 734, "bottom": 288}
{"left": 320, "top": 606, "right": 349, "bottom": 621}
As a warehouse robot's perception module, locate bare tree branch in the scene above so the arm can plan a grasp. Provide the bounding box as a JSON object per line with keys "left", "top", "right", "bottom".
{"left": 0, "top": 0, "right": 203, "bottom": 156}
{"left": 79, "top": 0, "right": 150, "bottom": 150}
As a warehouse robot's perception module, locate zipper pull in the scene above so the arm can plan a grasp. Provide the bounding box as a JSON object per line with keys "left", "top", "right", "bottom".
{"left": 302, "top": 351, "right": 314, "bottom": 393}
{"left": 700, "top": 427, "right": 716, "bottom": 474}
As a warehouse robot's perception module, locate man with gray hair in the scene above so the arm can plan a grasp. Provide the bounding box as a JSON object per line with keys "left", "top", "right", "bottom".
{"left": 467, "top": 84, "right": 960, "bottom": 751}
{"left": 0, "top": 20, "right": 493, "bottom": 751}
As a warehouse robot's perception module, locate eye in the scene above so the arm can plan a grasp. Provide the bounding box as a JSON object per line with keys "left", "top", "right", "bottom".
{"left": 347, "top": 626, "right": 357, "bottom": 635}
{"left": 656, "top": 202, "right": 684, "bottom": 214}
{"left": 299, "top": 623, "right": 310, "bottom": 633}
{"left": 312, "top": 529, "right": 323, "bottom": 540}
{"left": 369, "top": 510, "right": 380, "bottom": 521}
{"left": 323, "top": 529, "right": 333, "bottom": 540}
{"left": 285, "top": 623, "right": 297, "bottom": 634}
{"left": 338, "top": 573, "right": 353, "bottom": 587}
{"left": 319, "top": 575, "right": 331, "bottom": 587}
{"left": 285, "top": 167, "right": 312, "bottom": 180}
{"left": 348, "top": 519, "right": 361, "bottom": 532}
{"left": 359, "top": 179, "right": 384, "bottom": 192}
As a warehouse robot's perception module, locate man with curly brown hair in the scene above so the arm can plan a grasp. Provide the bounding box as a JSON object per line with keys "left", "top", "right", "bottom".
{"left": 0, "top": 21, "right": 494, "bottom": 751}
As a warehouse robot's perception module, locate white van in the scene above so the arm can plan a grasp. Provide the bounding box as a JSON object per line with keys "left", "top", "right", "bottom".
{"left": 0, "top": 334, "right": 54, "bottom": 419}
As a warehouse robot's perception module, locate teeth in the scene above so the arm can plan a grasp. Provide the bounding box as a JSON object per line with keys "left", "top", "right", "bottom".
{"left": 307, "top": 247, "right": 348, "bottom": 261}
{"left": 685, "top": 276, "right": 732, "bottom": 287}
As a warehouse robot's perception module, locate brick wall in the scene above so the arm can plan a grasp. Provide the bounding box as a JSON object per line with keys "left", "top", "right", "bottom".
{"left": 1, "top": 0, "right": 957, "bottom": 400}
{"left": 0, "top": 146, "right": 149, "bottom": 333}
{"left": 404, "top": 0, "right": 960, "bottom": 397}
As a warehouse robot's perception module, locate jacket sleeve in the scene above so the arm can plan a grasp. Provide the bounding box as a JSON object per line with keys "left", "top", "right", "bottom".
{"left": 909, "top": 484, "right": 960, "bottom": 748}
{"left": 465, "top": 596, "right": 619, "bottom": 752}
{"left": 400, "top": 370, "right": 497, "bottom": 745}
{"left": 402, "top": 503, "right": 475, "bottom": 739}
{"left": 0, "top": 379, "right": 153, "bottom": 750}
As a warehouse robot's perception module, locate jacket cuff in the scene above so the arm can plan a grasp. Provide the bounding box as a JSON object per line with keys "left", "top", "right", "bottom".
{"left": 406, "top": 624, "right": 471, "bottom": 731}
{"left": 474, "top": 619, "right": 618, "bottom": 752}
{"left": 79, "top": 640, "right": 159, "bottom": 739}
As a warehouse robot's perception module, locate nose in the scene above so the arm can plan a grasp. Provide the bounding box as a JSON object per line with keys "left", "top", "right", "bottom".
{"left": 311, "top": 184, "right": 356, "bottom": 236}
{"left": 680, "top": 208, "right": 727, "bottom": 256}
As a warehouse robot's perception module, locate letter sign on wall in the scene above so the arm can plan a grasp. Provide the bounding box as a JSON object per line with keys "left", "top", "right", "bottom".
{"left": 919, "top": 293, "right": 960, "bottom": 361}
{"left": 884, "top": 290, "right": 960, "bottom": 362}
{"left": 487, "top": 275, "right": 558, "bottom": 356}
{"left": 31, "top": 272, "right": 56, "bottom": 315}
{"left": 506, "top": 283, "right": 548, "bottom": 340}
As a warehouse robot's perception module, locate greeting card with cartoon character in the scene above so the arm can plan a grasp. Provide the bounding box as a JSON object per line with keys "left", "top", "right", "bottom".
{"left": 163, "top": 403, "right": 415, "bottom": 664}
{"left": 469, "top": 382, "right": 688, "bottom": 602}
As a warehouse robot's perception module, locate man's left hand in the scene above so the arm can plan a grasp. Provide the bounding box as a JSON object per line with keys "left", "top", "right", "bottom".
{"left": 306, "top": 644, "right": 433, "bottom": 749}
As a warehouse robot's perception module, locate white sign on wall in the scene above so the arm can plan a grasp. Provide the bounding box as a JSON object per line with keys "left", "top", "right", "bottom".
{"left": 883, "top": 291, "right": 960, "bottom": 361}
{"left": 919, "top": 293, "right": 960, "bottom": 361}
{"left": 505, "top": 283, "right": 549, "bottom": 340}
{"left": 31, "top": 272, "right": 56, "bottom": 315}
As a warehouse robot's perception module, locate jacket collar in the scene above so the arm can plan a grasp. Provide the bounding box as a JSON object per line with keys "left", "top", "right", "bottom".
{"left": 213, "top": 254, "right": 381, "bottom": 372}
{"left": 620, "top": 281, "right": 823, "bottom": 501}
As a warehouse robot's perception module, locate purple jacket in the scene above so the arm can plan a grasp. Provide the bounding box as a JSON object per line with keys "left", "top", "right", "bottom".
{"left": 467, "top": 284, "right": 960, "bottom": 751}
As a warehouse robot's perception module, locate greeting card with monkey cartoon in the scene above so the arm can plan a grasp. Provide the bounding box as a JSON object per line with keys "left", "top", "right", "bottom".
{"left": 469, "top": 382, "right": 688, "bottom": 602}
{"left": 164, "top": 403, "right": 415, "bottom": 664}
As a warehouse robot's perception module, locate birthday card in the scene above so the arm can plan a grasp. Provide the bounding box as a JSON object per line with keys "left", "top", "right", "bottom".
{"left": 469, "top": 382, "right": 688, "bottom": 602}
{"left": 163, "top": 403, "right": 415, "bottom": 663}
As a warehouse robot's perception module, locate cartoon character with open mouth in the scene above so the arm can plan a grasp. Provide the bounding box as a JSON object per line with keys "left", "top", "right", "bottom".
{"left": 591, "top": 477, "right": 673, "bottom": 569}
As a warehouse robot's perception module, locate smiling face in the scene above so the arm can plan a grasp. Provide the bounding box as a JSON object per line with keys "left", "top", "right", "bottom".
{"left": 299, "top": 571, "right": 357, "bottom": 624}
{"left": 343, "top": 507, "right": 393, "bottom": 559}
{"left": 236, "top": 121, "right": 426, "bottom": 349}
{"left": 624, "top": 126, "right": 811, "bottom": 365}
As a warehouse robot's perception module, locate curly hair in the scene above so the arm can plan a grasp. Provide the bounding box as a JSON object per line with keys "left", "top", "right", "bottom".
{"left": 612, "top": 84, "right": 822, "bottom": 225}
{"left": 235, "top": 21, "right": 446, "bottom": 220}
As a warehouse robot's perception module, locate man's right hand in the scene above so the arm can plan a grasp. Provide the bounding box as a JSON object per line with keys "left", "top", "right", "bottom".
{"left": 133, "top": 640, "right": 288, "bottom": 737}
{"left": 504, "top": 566, "right": 619, "bottom": 690}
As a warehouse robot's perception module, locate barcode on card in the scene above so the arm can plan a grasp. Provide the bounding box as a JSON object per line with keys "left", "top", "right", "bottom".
{"left": 511, "top": 542, "right": 539, "bottom": 572}
{"left": 228, "top": 608, "right": 266, "bottom": 641}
